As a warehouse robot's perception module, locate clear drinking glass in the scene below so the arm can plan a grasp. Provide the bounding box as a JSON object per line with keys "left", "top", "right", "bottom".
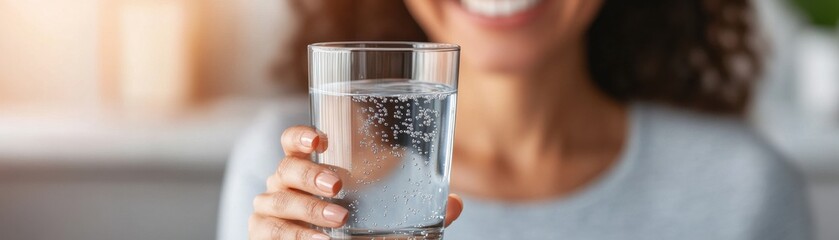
{"left": 308, "top": 42, "right": 460, "bottom": 239}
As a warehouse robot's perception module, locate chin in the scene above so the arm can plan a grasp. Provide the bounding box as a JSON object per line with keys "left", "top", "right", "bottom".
{"left": 406, "top": 0, "right": 599, "bottom": 74}
{"left": 421, "top": 0, "right": 570, "bottom": 73}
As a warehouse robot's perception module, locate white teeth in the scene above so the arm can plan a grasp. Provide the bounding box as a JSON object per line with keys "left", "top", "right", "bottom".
{"left": 461, "top": 0, "right": 541, "bottom": 17}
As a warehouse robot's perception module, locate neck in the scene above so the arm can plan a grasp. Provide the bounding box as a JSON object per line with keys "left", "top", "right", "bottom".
{"left": 453, "top": 42, "right": 627, "bottom": 191}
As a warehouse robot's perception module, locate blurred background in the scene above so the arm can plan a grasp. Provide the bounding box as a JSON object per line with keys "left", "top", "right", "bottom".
{"left": 0, "top": 0, "right": 836, "bottom": 239}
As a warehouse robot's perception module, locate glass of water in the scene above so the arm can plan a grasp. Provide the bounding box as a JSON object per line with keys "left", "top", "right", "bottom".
{"left": 308, "top": 42, "right": 459, "bottom": 239}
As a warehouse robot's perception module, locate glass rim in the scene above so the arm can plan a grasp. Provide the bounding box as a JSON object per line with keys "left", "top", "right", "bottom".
{"left": 309, "top": 41, "right": 460, "bottom": 52}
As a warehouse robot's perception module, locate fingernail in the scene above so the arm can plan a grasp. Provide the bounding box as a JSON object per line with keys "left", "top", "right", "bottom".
{"left": 312, "top": 233, "right": 330, "bottom": 240}
{"left": 300, "top": 132, "right": 318, "bottom": 148}
{"left": 322, "top": 204, "right": 348, "bottom": 224}
{"left": 315, "top": 171, "right": 340, "bottom": 194}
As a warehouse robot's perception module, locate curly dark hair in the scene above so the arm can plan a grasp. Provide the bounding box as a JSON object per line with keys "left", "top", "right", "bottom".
{"left": 279, "top": 0, "right": 762, "bottom": 114}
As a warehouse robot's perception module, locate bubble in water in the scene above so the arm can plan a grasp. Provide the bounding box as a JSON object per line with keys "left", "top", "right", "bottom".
{"left": 312, "top": 80, "right": 454, "bottom": 236}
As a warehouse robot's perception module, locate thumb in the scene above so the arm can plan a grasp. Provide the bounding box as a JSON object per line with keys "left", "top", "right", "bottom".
{"left": 444, "top": 194, "right": 463, "bottom": 227}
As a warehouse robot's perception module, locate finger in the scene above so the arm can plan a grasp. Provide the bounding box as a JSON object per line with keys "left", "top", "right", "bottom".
{"left": 444, "top": 194, "right": 463, "bottom": 227}
{"left": 281, "top": 125, "right": 327, "bottom": 158}
{"left": 253, "top": 190, "right": 348, "bottom": 228}
{"left": 276, "top": 157, "right": 342, "bottom": 196}
{"left": 266, "top": 173, "right": 282, "bottom": 192}
{"left": 249, "top": 215, "right": 330, "bottom": 240}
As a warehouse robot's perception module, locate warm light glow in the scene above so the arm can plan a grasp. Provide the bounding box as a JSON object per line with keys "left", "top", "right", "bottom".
{"left": 0, "top": 0, "right": 100, "bottom": 111}
{"left": 118, "top": 0, "right": 193, "bottom": 117}
{"left": 0, "top": 0, "right": 197, "bottom": 119}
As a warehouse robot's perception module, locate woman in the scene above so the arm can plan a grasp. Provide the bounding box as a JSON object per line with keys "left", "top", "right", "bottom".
{"left": 219, "top": 0, "right": 812, "bottom": 239}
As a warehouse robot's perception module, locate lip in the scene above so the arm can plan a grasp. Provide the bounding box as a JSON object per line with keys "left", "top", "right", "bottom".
{"left": 447, "top": 0, "right": 547, "bottom": 29}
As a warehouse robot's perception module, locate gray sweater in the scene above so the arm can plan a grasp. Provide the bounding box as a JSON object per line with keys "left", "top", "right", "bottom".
{"left": 217, "top": 100, "right": 812, "bottom": 240}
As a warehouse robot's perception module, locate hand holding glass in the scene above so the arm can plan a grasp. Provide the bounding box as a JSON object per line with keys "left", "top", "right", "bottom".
{"left": 309, "top": 42, "right": 460, "bottom": 239}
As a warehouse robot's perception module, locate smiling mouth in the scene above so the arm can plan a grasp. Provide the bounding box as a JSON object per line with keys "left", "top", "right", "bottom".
{"left": 458, "top": 0, "right": 543, "bottom": 18}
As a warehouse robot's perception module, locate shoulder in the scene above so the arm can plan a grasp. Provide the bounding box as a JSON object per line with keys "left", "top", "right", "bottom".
{"left": 628, "top": 102, "right": 812, "bottom": 238}
{"left": 638, "top": 103, "right": 768, "bottom": 154}
{"left": 636, "top": 102, "right": 790, "bottom": 171}
{"left": 632, "top": 102, "right": 805, "bottom": 198}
